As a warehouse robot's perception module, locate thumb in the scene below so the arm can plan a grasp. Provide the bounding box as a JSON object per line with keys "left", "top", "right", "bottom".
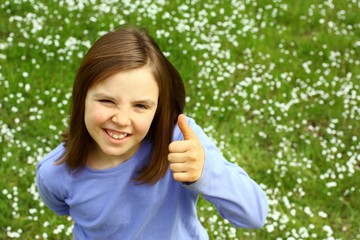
{"left": 177, "top": 114, "right": 197, "bottom": 140}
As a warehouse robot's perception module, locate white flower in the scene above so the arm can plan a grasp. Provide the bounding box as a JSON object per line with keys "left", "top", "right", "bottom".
{"left": 318, "top": 211, "right": 328, "bottom": 218}
{"left": 326, "top": 182, "right": 337, "bottom": 188}
{"left": 24, "top": 83, "right": 31, "bottom": 92}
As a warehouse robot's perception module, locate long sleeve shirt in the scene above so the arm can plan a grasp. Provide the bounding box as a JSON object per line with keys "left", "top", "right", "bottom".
{"left": 36, "top": 117, "right": 268, "bottom": 240}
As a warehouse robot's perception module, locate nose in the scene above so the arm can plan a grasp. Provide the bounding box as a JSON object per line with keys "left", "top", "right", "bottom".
{"left": 111, "top": 110, "right": 131, "bottom": 126}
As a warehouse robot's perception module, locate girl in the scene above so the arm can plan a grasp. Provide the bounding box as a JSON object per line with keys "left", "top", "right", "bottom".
{"left": 36, "top": 25, "right": 268, "bottom": 240}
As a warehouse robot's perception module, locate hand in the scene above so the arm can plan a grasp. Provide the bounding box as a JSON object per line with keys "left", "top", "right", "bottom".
{"left": 168, "top": 114, "right": 205, "bottom": 183}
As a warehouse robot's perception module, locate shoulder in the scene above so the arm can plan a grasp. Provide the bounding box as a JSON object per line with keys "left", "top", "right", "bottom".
{"left": 37, "top": 143, "right": 68, "bottom": 182}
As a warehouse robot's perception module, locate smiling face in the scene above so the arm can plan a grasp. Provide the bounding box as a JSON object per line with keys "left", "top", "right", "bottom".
{"left": 84, "top": 65, "right": 159, "bottom": 169}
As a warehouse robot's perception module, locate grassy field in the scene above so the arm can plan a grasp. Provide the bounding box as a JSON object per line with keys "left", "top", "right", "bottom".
{"left": 1, "top": 0, "right": 359, "bottom": 239}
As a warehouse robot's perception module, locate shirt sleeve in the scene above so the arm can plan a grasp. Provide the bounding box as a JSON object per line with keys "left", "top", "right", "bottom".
{"left": 180, "top": 117, "right": 268, "bottom": 229}
{"left": 36, "top": 145, "right": 70, "bottom": 216}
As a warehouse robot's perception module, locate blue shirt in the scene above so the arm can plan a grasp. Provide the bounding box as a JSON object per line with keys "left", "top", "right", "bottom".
{"left": 36, "top": 117, "right": 268, "bottom": 239}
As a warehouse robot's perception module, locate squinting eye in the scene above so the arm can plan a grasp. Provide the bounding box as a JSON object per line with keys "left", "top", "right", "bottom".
{"left": 135, "top": 104, "right": 148, "bottom": 109}
{"left": 99, "top": 99, "right": 113, "bottom": 104}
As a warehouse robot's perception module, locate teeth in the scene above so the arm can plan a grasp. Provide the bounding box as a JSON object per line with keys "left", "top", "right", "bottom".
{"left": 106, "top": 130, "right": 128, "bottom": 140}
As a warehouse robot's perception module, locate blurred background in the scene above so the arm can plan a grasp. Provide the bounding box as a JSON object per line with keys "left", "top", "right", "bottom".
{"left": 0, "top": 0, "right": 359, "bottom": 239}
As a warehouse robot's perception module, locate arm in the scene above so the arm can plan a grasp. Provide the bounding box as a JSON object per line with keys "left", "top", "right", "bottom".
{"left": 169, "top": 115, "right": 268, "bottom": 228}
{"left": 184, "top": 149, "right": 268, "bottom": 228}
{"left": 36, "top": 145, "right": 70, "bottom": 216}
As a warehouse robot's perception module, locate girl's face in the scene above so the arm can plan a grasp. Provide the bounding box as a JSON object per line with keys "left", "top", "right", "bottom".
{"left": 84, "top": 66, "right": 159, "bottom": 169}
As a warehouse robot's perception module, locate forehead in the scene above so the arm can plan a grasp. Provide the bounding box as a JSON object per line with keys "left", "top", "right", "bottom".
{"left": 87, "top": 66, "right": 159, "bottom": 99}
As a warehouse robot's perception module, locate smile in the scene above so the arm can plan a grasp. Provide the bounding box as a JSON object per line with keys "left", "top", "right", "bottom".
{"left": 106, "top": 129, "right": 128, "bottom": 140}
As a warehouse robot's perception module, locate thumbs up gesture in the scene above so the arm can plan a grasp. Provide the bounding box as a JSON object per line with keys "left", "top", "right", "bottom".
{"left": 168, "top": 114, "right": 205, "bottom": 183}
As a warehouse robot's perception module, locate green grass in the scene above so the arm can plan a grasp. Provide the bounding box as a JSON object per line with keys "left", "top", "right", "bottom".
{"left": 1, "top": 0, "right": 359, "bottom": 239}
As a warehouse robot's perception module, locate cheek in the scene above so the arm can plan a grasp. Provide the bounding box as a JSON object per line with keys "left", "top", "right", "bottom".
{"left": 137, "top": 113, "right": 156, "bottom": 136}
{"left": 84, "top": 105, "right": 108, "bottom": 128}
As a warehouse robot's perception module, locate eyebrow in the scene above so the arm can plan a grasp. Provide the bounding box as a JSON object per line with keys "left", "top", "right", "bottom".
{"left": 134, "top": 99, "right": 157, "bottom": 107}
{"left": 93, "top": 93, "right": 157, "bottom": 106}
{"left": 93, "top": 93, "right": 116, "bottom": 101}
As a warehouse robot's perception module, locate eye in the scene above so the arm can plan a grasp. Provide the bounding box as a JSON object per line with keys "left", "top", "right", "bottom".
{"left": 99, "top": 99, "right": 114, "bottom": 104}
{"left": 134, "top": 103, "right": 148, "bottom": 109}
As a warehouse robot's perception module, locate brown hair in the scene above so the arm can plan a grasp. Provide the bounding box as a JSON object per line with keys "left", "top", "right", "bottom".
{"left": 59, "top": 25, "right": 185, "bottom": 184}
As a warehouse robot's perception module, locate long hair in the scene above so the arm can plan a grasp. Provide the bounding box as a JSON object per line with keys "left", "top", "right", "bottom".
{"left": 59, "top": 26, "right": 185, "bottom": 184}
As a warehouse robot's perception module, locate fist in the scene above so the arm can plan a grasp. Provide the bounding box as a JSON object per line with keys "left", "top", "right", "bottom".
{"left": 168, "top": 114, "right": 205, "bottom": 183}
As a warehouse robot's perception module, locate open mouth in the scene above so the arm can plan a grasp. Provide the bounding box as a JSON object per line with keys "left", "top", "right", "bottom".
{"left": 105, "top": 129, "right": 128, "bottom": 140}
